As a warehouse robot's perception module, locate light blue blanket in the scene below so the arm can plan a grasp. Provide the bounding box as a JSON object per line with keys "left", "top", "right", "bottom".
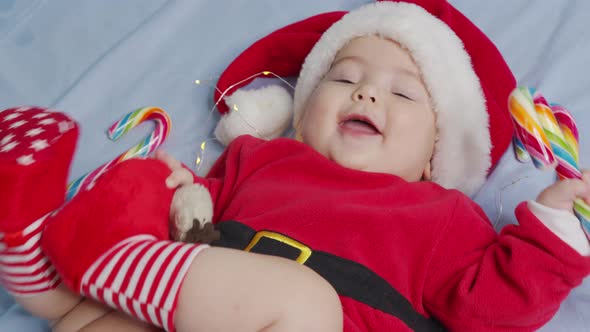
{"left": 1, "top": 1, "right": 588, "bottom": 330}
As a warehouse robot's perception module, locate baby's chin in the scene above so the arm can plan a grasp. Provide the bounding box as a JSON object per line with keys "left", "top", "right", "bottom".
{"left": 327, "top": 150, "right": 420, "bottom": 181}
{"left": 304, "top": 136, "right": 392, "bottom": 174}
{"left": 327, "top": 151, "right": 378, "bottom": 173}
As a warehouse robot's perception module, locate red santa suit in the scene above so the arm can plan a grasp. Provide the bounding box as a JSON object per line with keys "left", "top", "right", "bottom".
{"left": 180, "top": 134, "right": 590, "bottom": 332}
{"left": 35, "top": 131, "right": 590, "bottom": 332}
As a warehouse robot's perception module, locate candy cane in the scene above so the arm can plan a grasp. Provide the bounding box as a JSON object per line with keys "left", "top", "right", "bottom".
{"left": 508, "top": 87, "right": 556, "bottom": 169}
{"left": 512, "top": 136, "right": 531, "bottom": 163}
{"left": 551, "top": 103, "right": 579, "bottom": 165}
{"left": 531, "top": 92, "right": 580, "bottom": 179}
{"left": 509, "top": 87, "right": 590, "bottom": 239}
{"left": 66, "top": 107, "right": 172, "bottom": 201}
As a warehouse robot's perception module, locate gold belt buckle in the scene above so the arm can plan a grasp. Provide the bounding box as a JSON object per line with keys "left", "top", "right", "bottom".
{"left": 244, "top": 231, "right": 312, "bottom": 264}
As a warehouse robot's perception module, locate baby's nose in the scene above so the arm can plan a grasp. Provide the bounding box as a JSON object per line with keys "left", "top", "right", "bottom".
{"left": 353, "top": 85, "right": 377, "bottom": 103}
{"left": 354, "top": 93, "right": 376, "bottom": 103}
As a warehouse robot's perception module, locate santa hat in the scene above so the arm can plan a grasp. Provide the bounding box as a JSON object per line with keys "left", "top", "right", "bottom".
{"left": 213, "top": 0, "right": 516, "bottom": 196}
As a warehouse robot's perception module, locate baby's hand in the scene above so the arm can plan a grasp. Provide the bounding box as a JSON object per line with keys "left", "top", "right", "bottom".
{"left": 154, "top": 150, "right": 214, "bottom": 242}
{"left": 154, "top": 150, "right": 193, "bottom": 189}
{"left": 536, "top": 169, "right": 590, "bottom": 213}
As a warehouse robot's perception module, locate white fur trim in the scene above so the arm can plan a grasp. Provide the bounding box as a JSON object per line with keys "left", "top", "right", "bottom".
{"left": 215, "top": 85, "right": 293, "bottom": 146}
{"left": 528, "top": 200, "right": 590, "bottom": 256}
{"left": 293, "top": 2, "right": 490, "bottom": 196}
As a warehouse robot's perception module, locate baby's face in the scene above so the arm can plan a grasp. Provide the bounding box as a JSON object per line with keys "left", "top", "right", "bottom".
{"left": 299, "top": 35, "right": 437, "bottom": 181}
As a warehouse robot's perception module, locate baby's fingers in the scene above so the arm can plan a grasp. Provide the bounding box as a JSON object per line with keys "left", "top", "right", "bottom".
{"left": 559, "top": 178, "right": 590, "bottom": 205}
{"left": 155, "top": 150, "right": 194, "bottom": 188}
{"left": 166, "top": 168, "right": 194, "bottom": 189}
{"left": 536, "top": 178, "right": 590, "bottom": 211}
{"left": 155, "top": 150, "right": 182, "bottom": 171}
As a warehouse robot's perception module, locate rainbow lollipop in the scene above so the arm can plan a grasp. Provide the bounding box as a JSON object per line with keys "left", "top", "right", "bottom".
{"left": 531, "top": 91, "right": 580, "bottom": 179}
{"left": 508, "top": 87, "right": 556, "bottom": 169}
{"left": 541, "top": 101, "right": 590, "bottom": 238}
{"left": 512, "top": 136, "right": 531, "bottom": 162}
{"left": 66, "top": 107, "right": 172, "bottom": 200}
{"left": 551, "top": 103, "right": 580, "bottom": 167}
{"left": 509, "top": 87, "right": 590, "bottom": 239}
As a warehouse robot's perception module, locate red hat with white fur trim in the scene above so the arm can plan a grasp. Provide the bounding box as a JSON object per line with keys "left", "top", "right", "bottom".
{"left": 213, "top": 0, "right": 516, "bottom": 196}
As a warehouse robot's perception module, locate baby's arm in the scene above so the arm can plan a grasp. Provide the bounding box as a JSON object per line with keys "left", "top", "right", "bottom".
{"left": 422, "top": 174, "right": 590, "bottom": 331}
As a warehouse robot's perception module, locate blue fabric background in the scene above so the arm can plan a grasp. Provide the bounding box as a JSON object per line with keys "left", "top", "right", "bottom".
{"left": 1, "top": 1, "right": 588, "bottom": 330}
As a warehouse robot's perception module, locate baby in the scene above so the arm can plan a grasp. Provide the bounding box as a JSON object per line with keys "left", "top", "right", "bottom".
{"left": 2, "top": 1, "right": 590, "bottom": 332}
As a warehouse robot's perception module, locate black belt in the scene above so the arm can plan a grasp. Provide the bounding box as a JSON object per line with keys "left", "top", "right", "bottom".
{"left": 211, "top": 221, "right": 446, "bottom": 332}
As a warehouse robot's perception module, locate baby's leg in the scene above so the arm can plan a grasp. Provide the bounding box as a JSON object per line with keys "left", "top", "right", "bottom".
{"left": 175, "top": 247, "right": 342, "bottom": 332}
{"left": 0, "top": 107, "right": 167, "bottom": 330}
{"left": 57, "top": 247, "right": 342, "bottom": 332}
{"left": 76, "top": 310, "right": 161, "bottom": 332}
{"left": 1, "top": 212, "right": 83, "bottom": 321}
{"left": 15, "top": 285, "right": 87, "bottom": 323}
{"left": 52, "top": 297, "right": 160, "bottom": 332}
{"left": 41, "top": 159, "right": 341, "bottom": 331}
{"left": 17, "top": 288, "right": 157, "bottom": 332}
{"left": 44, "top": 247, "right": 341, "bottom": 332}
{"left": 0, "top": 107, "right": 80, "bottom": 320}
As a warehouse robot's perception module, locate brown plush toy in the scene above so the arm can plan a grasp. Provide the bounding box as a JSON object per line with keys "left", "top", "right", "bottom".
{"left": 168, "top": 182, "right": 219, "bottom": 244}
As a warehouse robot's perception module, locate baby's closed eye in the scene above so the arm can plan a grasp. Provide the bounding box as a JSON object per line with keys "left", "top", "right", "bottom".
{"left": 326, "top": 61, "right": 362, "bottom": 84}
{"left": 392, "top": 91, "right": 413, "bottom": 101}
{"left": 335, "top": 78, "right": 356, "bottom": 84}
{"left": 390, "top": 81, "right": 427, "bottom": 103}
{"left": 327, "top": 70, "right": 360, "bottom": 84}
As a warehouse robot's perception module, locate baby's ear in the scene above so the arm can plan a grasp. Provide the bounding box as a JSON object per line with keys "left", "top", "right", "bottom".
{"left": 421, "top": 161, "right": 432, "bottom": 181}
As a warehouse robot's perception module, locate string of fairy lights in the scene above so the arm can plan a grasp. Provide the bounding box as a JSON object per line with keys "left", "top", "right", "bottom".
{"left": 193, "top": 70, "right": 295, "bottom": 175}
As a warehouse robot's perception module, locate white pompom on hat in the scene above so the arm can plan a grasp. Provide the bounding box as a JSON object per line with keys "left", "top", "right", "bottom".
{"left": 213, "top": 0, "right": 516, "bottom": 196}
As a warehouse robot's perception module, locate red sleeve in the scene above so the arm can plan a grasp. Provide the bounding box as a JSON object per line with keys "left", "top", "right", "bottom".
{"left": 423, "top": 196, "right": 590, "bottom": 332}
{"left": 190, "top": 135, "right": 267, "bottom": 222}
{"left": 185, "top": 160, "right": 223, "bottom": 206}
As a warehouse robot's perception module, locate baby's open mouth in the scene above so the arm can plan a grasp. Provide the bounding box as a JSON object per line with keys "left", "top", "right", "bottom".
{"left": 339, "top": 115, "right": 381, "bottom": 135}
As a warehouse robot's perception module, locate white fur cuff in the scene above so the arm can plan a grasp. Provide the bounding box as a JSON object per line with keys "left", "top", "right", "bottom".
{"left": 528, "top": 200, "right": 590, "bottom": 256}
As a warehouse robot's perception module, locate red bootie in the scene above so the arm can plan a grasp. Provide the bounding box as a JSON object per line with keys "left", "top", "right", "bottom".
{"left": 0, "top": 106, "right": 78, "bottom": 295}
{"left": 41, "top": 158, "right": 175, "bottom": 291}
{"left": 42, "top": 158, "right": 209, "bottom": 331}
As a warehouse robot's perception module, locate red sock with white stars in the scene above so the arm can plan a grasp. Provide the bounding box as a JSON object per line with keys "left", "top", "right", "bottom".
{"left": 0, "top": 106, "right": 79, "bottom": 296}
